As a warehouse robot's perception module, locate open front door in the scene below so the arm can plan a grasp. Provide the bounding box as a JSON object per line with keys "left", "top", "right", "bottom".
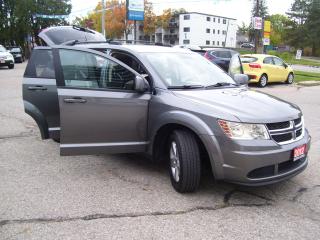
{"left": 52, "top": 47, "right": 150, "bottom": 156}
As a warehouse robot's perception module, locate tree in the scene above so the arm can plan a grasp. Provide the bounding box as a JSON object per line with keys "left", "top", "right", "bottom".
{"left": 267, "top": 14, "right": 292, "bottom": 46}
{"left": 143, "top": 0, "right": 156, "bottom": 39}
{"left": 304, "top": 0, "right": 320, "bottom": 55}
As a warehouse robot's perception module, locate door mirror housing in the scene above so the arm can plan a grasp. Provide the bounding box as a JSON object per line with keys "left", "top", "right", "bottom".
{"left": 234, "top": 74, "right": 249, "bottom": 85}
{"left": 135, "top": 76, "right": 150, "bottom": 93}
{"left": 283, "top": 63, "right": 288, "bottom": 68}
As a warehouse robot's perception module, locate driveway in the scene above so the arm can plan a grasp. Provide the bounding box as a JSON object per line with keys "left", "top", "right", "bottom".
{"left": 0, "top": 63, "right": 319, "bottom": 239}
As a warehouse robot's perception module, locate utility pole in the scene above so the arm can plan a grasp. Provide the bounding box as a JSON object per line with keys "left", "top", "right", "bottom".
{"left": 101, "top": 0, "right": 106, "bottom": 37}
{"left": 254, "top": 0, "right": 259, "bottom": 53}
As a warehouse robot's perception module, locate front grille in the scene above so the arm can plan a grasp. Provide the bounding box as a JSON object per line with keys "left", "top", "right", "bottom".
{"left": 247, "top": 157, "right": 307, "bottom": 179}
{"left": 266, "top": 117, "right": 304, "bottom": 145}
{"left": 266, "top": 121, "right": 290, "bottom": 130}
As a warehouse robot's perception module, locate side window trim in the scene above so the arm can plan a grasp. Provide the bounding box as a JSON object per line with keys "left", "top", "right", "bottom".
{"left": 52, "top": 47, "right": 145, "bottom": 92}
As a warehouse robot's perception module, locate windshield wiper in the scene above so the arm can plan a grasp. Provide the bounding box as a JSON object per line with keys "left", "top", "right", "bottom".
{"left": 205, "top": 82, "right": 238, "bottom": 89}
{"left": 168, "top": 85, "right": 205, "bottom": 89}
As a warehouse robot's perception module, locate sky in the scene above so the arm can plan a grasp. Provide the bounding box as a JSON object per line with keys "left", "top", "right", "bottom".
{"left": 70, "top": 0, "right": 294, "bottom": 26}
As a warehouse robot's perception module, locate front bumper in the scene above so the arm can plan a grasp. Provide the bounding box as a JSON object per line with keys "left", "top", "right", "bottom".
{"left": 203, "top": 129, "right": 311, "bottom": 186}
{"left": 0, "top": 60, "right": 14, "bottom": 66}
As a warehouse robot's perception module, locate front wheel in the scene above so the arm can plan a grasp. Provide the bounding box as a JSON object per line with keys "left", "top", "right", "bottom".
{"left": 258, "top": 74, "right": 268, "bottom": 88}
{"left": 168, "top": 130, "right": 201, "bottom": 193}
{"left": 286, "top": 73, "right": 294, "bottom": 84}
{"left": 8, "top": 64, "right": 14, "bottom": 69}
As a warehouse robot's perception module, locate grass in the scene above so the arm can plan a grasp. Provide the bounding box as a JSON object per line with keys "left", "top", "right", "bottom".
{"left": 294, "top": 70, "right": 320, "bottom": 82}
{"left": 237, "top": 49, "right": 320, "bottom": 67}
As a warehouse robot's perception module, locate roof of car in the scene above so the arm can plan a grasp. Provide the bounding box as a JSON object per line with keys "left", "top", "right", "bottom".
{"left": 241, "top": 54, "right": 274, "bottom": 59}
{"left": 77, "top": 43, "right": 190, "bottom": 53}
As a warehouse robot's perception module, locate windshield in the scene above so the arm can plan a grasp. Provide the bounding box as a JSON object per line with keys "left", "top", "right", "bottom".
{"left": 10, "top": 48, "right": 21, "bottom": 53}
{"left": 0, "top": 46, "right": 7, "bottom": 52}
{"left": 144, "top": 52, "right": 235, "bottom": 87}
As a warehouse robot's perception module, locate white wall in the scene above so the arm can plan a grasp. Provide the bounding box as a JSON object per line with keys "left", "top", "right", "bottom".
{"left": 179, "top": 13, "right": 237, "bottom": 48}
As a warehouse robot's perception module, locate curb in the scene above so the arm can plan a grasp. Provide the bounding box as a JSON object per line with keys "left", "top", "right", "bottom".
{"left": 296, "top": 81, "right": 320, "bottom": 87}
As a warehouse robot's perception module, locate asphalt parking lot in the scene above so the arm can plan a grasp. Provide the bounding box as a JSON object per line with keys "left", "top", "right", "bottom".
{"left": 1, "top": 62, "right": 319, "bottom": 239}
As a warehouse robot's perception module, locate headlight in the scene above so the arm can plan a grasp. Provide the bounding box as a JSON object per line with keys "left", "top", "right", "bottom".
{"left": 218, "top": 120, "right": 270, "bottom": 140}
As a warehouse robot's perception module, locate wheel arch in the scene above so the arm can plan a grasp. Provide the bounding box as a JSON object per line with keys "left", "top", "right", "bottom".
{"left": 148, "top": 111, "right": 221, "bottom": 178}
{"left": 23, "top": 101, "right": 49, "bottom": 139}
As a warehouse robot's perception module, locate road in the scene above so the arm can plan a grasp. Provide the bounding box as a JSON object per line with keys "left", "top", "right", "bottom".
{"left": 292, "top": 64, "right": 320, "bottom": 73}
{"left": 1, "top": 63, "right": 320, "bottom": 240}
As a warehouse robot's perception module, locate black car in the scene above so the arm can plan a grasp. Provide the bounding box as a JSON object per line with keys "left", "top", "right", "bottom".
{"left": 7, "top": 46, "right": 25, "bottom": 63}
{"left": 191, "top": 48, "right": 243, "bottom": 77}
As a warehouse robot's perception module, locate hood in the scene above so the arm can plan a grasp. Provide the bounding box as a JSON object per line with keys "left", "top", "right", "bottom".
{"left": 173, "top": 87, "right": 301, "bottom": 123}
{"left": 0, "top": 52, "right": 13, "bottom": 58}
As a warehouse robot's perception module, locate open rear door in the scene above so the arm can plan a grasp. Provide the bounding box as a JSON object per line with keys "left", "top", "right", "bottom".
{"left": 39, "top": 26, "right": 106, "bottom": 46}
{"left": 52, "top": 46, "right": 151, "bottom": 156}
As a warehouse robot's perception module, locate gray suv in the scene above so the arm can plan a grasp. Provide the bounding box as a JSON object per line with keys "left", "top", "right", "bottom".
{"left": 23, "top": 27, "right": 311, "bottom": 193}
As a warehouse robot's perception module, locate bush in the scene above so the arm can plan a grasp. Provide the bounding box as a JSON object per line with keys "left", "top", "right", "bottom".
{"left": 279, "top": 52, "right": 293, "bottom": 61}
{"left": 267, "top": 50, "right": 280, "bottom": 57}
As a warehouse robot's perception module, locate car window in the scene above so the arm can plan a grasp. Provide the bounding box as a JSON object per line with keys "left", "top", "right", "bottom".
{"left": 0, "top": 46, "right": 7, "bottom": 52}
{"left": 59, "top": 49, "right": 136, "bottom": 90}
{"left": 24, "top": 49, "right": 55, "bottom": 79}
{"left": 229, "top": 55, "right": 243, "bottom": 76}
{"left": 214, "top": 51, "right": 231, "bottom": 58}
{"left": 10, "top": 48, "right": 21, "bottom": 52}
{"left": 144, "top": 52, "right": 235, "bottom": 87}
{"left": 241, "top": 56, "right": 258, "bottom": 63}
{"left": 273, "top": 57, "right": 284, "bottom": 66}
{"left": 263, "top": 57, "right": 273, "bottom": 64}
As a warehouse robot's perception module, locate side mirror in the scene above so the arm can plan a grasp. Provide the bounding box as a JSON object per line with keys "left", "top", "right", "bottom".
{"left": 283, "top": 63, "right": 288, "bottom": 68}
{"left": 234, "top": 74, "right": 249, "bottom": 85}
{"left": 135, "top": 75, "right": 150, "bottom": 93}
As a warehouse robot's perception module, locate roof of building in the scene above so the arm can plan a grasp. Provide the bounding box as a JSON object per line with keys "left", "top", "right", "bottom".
{"left": 180, "top": 12, "right": 237, "bottom": 21}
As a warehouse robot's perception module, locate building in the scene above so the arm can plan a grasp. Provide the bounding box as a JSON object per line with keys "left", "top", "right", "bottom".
{"left": 179, "top": 12, "right": 237, "bottom": 48}
{"left": 128, "top": 12, "right": 237, "bottom": 48}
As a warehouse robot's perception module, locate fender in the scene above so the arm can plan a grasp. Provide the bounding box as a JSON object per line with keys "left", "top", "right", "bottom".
{"left": 148, "top": 110, "right": 225, "bottom": 179}
{"left": 24, "top": 101, "right": 49, "bottom": 139}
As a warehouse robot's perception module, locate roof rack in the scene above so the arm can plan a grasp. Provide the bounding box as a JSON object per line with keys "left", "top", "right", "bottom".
{"left": 61, "top": 39, "right": 172, "bottom": 47}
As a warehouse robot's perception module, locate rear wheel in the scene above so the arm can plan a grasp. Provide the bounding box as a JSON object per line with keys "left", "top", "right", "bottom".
{"left": 258, "top": 74, "right": 268, "bottom": 88}
{"left": 168, "top": 130, "right": 201, "bottom": 193}
{"left": 286, "top": 73, "right": 294, "bottom": 84}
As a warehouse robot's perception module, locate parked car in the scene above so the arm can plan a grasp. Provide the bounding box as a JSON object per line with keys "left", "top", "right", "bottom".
{"left": 7, "top": 46, "right": 25, "bottom": 63}
{"left": 189, "top": 48, "right": 243, "bottom": 75}
{"left": 0, "top": 45, "right": 14, "bottom": 69}
{"left": 202, "top": 48, "right": 239, "bottom": 72}
{"left": 23, "top": 26, "right": 310, "bottom": 193}
{"left": 240, "top": 43, "right": 255, "bottom": 49}
{"left": 241, "top": 54, "right": 294, "bottom": 87}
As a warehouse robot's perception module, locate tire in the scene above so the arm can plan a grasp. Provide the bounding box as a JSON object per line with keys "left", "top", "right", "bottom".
{"left": 8, "top": 64, "right": 14, "bottom": 69}
{"left": 52, "top": 138, "right": 60, "bottom": 143}
{"left": 258, "top": 74, "right": 268, "bottom": 88}
{"left": 168, "top": 130, "right": 201, "bottom": 193}
{"left": 286, "top": 73, "right": 294, "bottom": 84}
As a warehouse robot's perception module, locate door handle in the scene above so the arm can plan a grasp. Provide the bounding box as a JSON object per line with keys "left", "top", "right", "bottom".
{"left": 28, "top": 86, "right": 47, "bottom": 91}
{"left": 63, "top": 97, "right": 87, "bottom": 103}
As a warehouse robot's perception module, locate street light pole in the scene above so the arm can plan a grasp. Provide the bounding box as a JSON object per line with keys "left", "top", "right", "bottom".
{"left": 254, "top": 0, "right": 259, "bottom": 53}
{"left": 101, "top": 0, "right": 106, "bottom": 37}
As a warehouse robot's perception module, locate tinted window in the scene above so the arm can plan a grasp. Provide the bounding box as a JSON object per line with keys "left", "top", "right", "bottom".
{"left": 206, "top": 29, "right": 210, "bottom": 33}
{"left": 183, "top": 27, "right": 190, "bottom": 32}
{"left": 263, "top": 57, "right": 273, "bottom": 64}
{"left": 212, "top": 29, "right": 215, "bottom": 34}
{"left": 183, "top": 39, "right": 190, "bottom": 44}
{"left": 59, "top": 50, "right": 136, "bottom": 90}
{"left": 241, "top": 56, "right": 258, "bottom": 63}
{"left": 45, "top": 28, "right": 105, "bottom": 45}
{"left": 214, "top": 51, "right": 232, "bottom": 58}
{"left": 273, "top": 57, "right": 284, "bottom": 66}
{"left": 24, "top": 49, "right": 55, "bottom": 79}
{"left": 206, "top": 40, "right": 210, "bottom": 45}
{"left": 207, "top": 17, "right": 210, "bottom": 21}
{"left": 223, "top": 19, "right": 227, "bottom": 24}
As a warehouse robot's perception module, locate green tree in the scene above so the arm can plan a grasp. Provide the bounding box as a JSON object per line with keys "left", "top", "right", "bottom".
{"left": 267, "top": 14, "right": 291, "bottom": 46}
